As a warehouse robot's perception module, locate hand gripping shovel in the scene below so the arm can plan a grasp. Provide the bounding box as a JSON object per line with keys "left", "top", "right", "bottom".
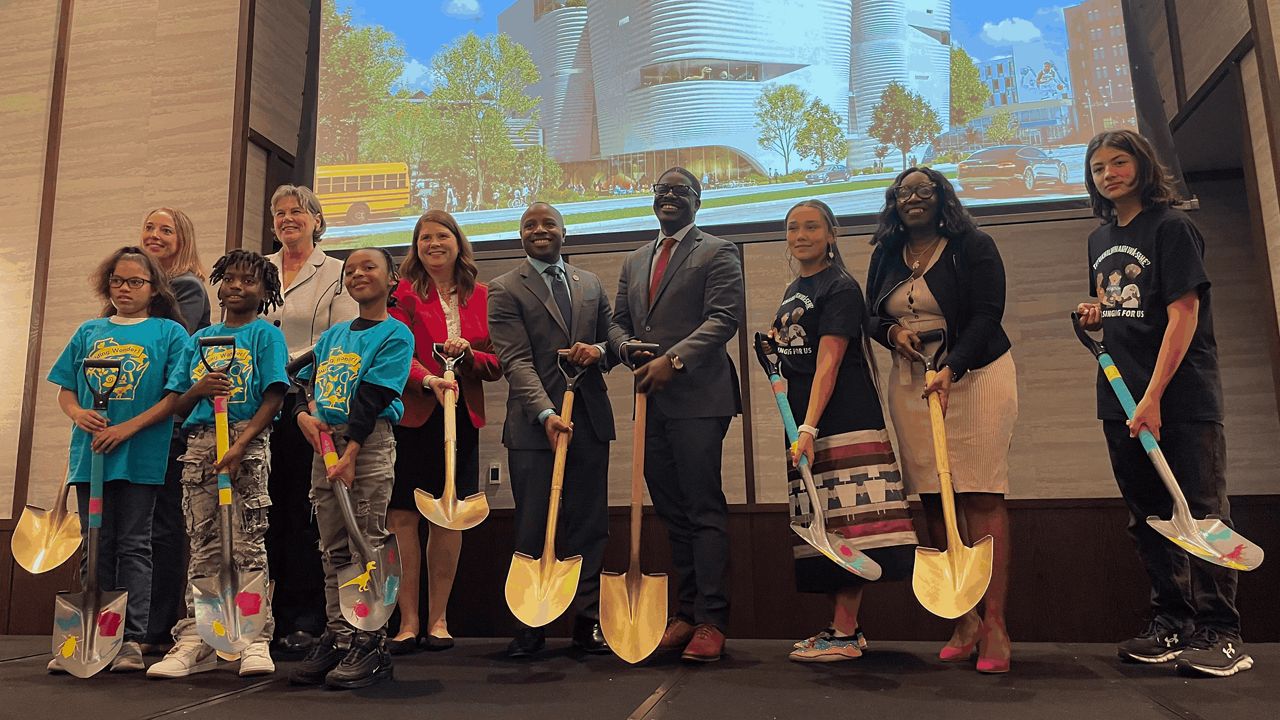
{"left": 52, "top": 358, "right": 127, "bottom": 678}
{"left": 189, "top": 336, "right": 269, "bottom": 657}
{"left": 1071, "top": 314, "right": 1264, "bottom": 570}
{"left": 415, "top": 343, "right": 489, "bottom": 530}
{"left": 286, "top": 351, "right": 403, "bottom": 630}
{"left": 908, "top": 329, "right": 994, "bottom": 619}
{"left": 13, "top": 463, "right": 80, "bottom": 574}
{"left": 505, "top": 350, "right": 587, "bottom": 628}
{"left": 599, "top": 342, "right": 669, "bottom": 664}
{"left": 750, "top": 333, "right": 882, "bottom": 580}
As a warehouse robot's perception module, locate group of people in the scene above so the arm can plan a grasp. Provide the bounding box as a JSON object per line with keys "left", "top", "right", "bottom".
{"left": 44, "top": 128, "right": 1251, "bottom": 694}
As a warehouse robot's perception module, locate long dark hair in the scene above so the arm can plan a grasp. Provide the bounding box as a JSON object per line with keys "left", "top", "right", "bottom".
{"left": 399, "top": 210, "right": 479, "bottom": 305}
{"left": 93, "top": 246, "right": 185, "bottom": 327}
{"left": 870, "top": 166, "right": 978, "bottom": 248}
{"left": 785, "top": 199, "right": 849, "bottom": 274}
{"left": 1084, "top": 129, "right": 1179, "bottom": 222}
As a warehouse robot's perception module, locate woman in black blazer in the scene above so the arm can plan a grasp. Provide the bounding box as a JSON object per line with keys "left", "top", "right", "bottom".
{"left": 865, "top": 167, "right": 1018, "bottom": 674}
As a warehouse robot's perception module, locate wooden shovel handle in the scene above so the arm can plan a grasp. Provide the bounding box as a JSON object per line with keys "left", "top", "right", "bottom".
{"left": 442, "top": 368, "right": 458, "bottom": 504}
{"left": 925, "top": 369, "right": 963, "bottom": 554}
{"left": 542, "top": 389, "right": 575, "bottom": 560}
{"left": 629, "top": 393, "right": 647, "bottom": 569}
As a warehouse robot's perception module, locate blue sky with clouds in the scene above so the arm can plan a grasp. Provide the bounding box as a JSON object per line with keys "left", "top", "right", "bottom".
{"left": 338, "top": 0, "right": 1086, "bottom": 93}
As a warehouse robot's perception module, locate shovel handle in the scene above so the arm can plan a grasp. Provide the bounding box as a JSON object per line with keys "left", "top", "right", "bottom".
{"left": 629, "top": 392, "right": 647, "bottom": 568}
{"left": 213, "top": 396, "right": 234, "bottom": 505}
{"left": 543, "top": 389, "right": 576, "bottom": 561}
{"left": 441, "top": 369, "right": 458, "bottom": 505}
{"left": 924, "top": 369, "right": 964, "bottom": 555}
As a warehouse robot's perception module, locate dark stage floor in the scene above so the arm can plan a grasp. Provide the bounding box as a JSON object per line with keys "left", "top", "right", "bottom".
{"left": 0, "top": 636, "right": 1274, "bottom": 719}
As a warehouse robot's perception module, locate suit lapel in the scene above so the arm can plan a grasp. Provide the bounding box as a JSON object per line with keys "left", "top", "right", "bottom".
{"left": 634, "top": 244, "right": 655, "bottom": 320}
{"left": 566, "top": 263, "right": 588, "bottom": 343}
{"left": 649, "top": 228, "right": 698, "bottom": 313}
{"left": 521, "top": 260, "right": 569, "bottom": 338}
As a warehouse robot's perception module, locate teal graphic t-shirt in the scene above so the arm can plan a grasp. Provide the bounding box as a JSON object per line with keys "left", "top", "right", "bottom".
{"left": 298, "top": 318, "right": 413, "bottom": 426}
{"left": 48, "top": 316, "right": 190, "bottom": 485}
{"left": 176, "top": 318, "right": 290, "bottom": 429}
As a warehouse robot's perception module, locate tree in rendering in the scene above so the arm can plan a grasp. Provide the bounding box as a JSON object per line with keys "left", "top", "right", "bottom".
{"left": 796, "top": 98, "right": 848, "bottom": 169}
{"left": 868, "top": 82, "right": 941, "bottom": 170}
{"left": 874, "top": 144, "right": 890, "bottom": 171}
{"left": 318, "top": 0, "right": 406, "bottom": 163}
{"left": 986, "top": 108, "right": 1020, "bottom": 145}
{"left": 755, "top": 84, "right": 808, "bottom": 174}
{"left": 950, "top": 46, "right": 991, "bottom": 128}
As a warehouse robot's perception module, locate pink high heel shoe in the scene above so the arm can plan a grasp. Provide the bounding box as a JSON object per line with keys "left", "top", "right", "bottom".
{"left": 976, "top": 624, "right": 1011, "bottom": 674}
{"left": 939, "top": 621, "right": 982, "bottom": 662}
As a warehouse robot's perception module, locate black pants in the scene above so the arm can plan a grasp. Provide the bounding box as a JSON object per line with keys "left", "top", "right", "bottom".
{"left": 643, "top": 404, "right": 731, "bottom": 630}
{"left": 144, "top": 428, "right": 188, "bottom": 643}
{"left": 509, "top": 418, "right": 610, "bottom": 622}
{"left": 1103, "top": 420, "right": 1240, "bottom": 637}
{"left": 265, "top": 393, "right": 326, "bottom": 637}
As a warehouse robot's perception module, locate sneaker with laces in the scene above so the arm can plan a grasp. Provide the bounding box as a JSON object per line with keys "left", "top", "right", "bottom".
{"left": 1117, "top": 618, "right": 1188, "bottom": 663}
{"left": 147, "top": 636, "right": 217, "bottom": 679}
{"left": 325, "top": 631, "right": 392, "bottom": 690}
{"left": 1175, "top": 628, "right": 1254, "bottom": 677}
{"left": 289, "top": 631, "right": 343, "bottom": 686}
{"left": 110, "top": 641, "right": 145, "bottom": 673}
{"left": 793, "top": 627, "right": 868, "bottom": 651}
{"left": 238, "top": 640, "right": 275, "bottom": 677}
{"left": 789, "top": 635, "right": 864, "bottom": 662}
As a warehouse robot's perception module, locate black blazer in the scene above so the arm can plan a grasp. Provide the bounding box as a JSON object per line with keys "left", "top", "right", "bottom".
{"left": 865, "top": 228, "right": 1012, "bottom": 381}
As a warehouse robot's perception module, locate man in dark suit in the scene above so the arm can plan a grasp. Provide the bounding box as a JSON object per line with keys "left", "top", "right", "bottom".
{"left": 488, "top": 202, "right": 623, "bottom": 657}
{"left": 613, "top": 167, "right": 745, "bottom": 662}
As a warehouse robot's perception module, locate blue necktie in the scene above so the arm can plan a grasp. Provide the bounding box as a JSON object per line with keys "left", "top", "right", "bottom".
{"left": 546, "top": 266, "right": 572, "bottom": 330}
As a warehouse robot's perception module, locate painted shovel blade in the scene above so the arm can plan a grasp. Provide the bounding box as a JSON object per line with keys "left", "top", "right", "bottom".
{"left": 789, "top": 521, "right": 883, "bottom": 581}
{"left": 52, "top": 589, "right": 127, "bottom": 678}
{"left": 1147, "top": 516, "right": 1264, "bottom": 571}
{"left": 191, "top": 570, "right": 269, "bottom": 655}
{"left": 337, "top": 538, "right": 401, "bottom": 631}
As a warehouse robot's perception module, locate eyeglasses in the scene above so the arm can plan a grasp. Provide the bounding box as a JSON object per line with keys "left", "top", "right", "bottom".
{"left": 894, "top": 183, "right": 936, "bottom": 201}
{"left": 652, "top": 183, "right": 698, "bottom": 197}
{"left": 109, "top": 276, "right": 152, "bottom": 289}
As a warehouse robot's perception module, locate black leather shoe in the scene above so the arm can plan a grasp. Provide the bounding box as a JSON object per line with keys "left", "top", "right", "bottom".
{"left": 506, "top": 627, "right": 546, "bottom": 659}
{"left": 276, "top": 630, "right": 317, "bottom": 657}
{"left": 572, "top": 617, "right": 610, "bottom": 655}
{"left": 325, "top": 632, "right": 393, "bottom": 690}
{"left": 288, "top": 631, "right": 342, "bottom": 685}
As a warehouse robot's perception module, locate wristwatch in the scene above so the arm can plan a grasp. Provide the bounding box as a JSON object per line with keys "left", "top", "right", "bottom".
{"left": 667, "top": 352, "right": 684, "bottom": 371}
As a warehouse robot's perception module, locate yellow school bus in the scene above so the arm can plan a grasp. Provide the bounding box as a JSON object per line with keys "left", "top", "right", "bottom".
{"left": 315, "top": 162, "right": 412, "bottom": 224}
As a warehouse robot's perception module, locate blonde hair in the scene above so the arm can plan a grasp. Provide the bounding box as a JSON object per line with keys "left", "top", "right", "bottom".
{"left": 142, "top": 207, "right": 206, "bottom": 281}
{"left": 270, "top": 184, "right": 326, "bottom": 242}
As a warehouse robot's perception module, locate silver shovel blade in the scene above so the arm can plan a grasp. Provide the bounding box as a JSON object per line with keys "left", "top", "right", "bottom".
{"left": 337, "top": 537, "right": 401, "bottom": 631}
{"left": 1147, "top": 515, "right": 1265, "bottom": 571}
{"left": 192, "top": 570, "right": 270, "bottom": 654}
{"left": 52, "top": 589, "right": 127, "bottom": 678}
{"left": 790, "top": 521, "right": 883, "bottom": 580}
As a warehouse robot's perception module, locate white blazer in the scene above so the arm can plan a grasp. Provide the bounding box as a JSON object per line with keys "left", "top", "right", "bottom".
{"left": 265, "top": 244, "right": 359, "bottom": 359}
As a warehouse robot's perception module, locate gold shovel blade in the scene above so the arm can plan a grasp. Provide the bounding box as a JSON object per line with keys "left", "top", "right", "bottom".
{"left": 13, "top": 504, "right": 81, "bottom": 575}
{"left": 191, "top": 570, "right": 269, "bottom": 654}
{"left": 414, "top": 489, "right": 490, "bottom": 531}
{"left": 911, "top": 535, "right": 993, "bottom": 619}
{"left": 599, "top": 571, "right": 668, "bottom": 664}
{"left": 505, "top": 551, "right": 582, "bottom": 628}
{"left": 52, "top": 589, "right": 127, "bottom": 679}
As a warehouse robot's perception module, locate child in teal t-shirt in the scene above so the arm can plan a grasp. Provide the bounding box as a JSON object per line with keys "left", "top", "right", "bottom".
{"left": 149, "top": 249, "right": 289, "bottom": 680}
{"left": 46, "top": 246, "right": 190, "bottom": 672}
{"left": 290, "top": 248, "right": 412, "bottom": 690}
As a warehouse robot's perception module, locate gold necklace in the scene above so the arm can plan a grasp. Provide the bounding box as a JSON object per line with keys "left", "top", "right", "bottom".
{"left": 905, "top": 237, "right": 942, "bottom": 274}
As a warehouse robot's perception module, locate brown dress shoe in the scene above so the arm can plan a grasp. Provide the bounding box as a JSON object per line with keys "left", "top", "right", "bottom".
{"left": 659, "top": 617, "right": 696, "bottom": 649}
{"left": 681, "top": 624, "right": 725, "bottom": 662}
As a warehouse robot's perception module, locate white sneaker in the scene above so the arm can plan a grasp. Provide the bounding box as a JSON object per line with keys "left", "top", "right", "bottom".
{"left": 238, "top": 641, "right": 275, "bottom": 677}
{"left": 110, "top": 641, "right": 145, "bottom": 672}
{"left": 146, "top": 636, "right": 217, "bottom": 679}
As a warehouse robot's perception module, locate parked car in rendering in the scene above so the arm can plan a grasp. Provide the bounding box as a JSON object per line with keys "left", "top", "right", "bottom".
{"left": 804, "top": 164, "right": 851, "bottom": 184}
{"left": 957, "top": 145, "right": 1069, "bottom": 193}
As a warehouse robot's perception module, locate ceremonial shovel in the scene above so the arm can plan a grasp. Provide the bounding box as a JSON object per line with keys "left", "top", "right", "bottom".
{"left": 415, "top": 343, "right": 490, "bottom": 530}
{"left": 12, "top": 463, "right": 80, "bottom": 575}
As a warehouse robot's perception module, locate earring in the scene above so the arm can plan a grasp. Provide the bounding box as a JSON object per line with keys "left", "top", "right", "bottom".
{"left": 827, "top": 246, "right": 834, "bottom": 259}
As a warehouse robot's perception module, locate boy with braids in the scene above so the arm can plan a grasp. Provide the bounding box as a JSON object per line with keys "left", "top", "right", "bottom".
{"left": 148, "top": 249, "right": 290, "bottom": 679}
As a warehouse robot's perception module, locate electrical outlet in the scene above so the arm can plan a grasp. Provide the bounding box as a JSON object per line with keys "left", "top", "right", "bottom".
{"left": 488, "top": 462, "right": 502, "bottom": 485}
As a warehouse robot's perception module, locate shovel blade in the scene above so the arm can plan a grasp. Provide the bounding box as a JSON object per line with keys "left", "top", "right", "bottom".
{"left": 336, "top": 538, "right": 401, "bottom": 631}
{"left": 13, "top": 504, "right": 82, "bottom": 575}
{"left": 912, "top": 535, "right": 993, "bottom": 619}
{"left": 53, "top": 589, "right": 127, "bottom": 678}
{"left": 505, "top": 552, "right": 582, "bottom": 628}
{"left": 789, "top": 521, "right": 883, "bottom": 581}
{"left": 1147, "top": 516, "right": 1264, "bottom": 571}
{"left": 191, "top": 570, "right": 269, "bottom": 654}
{"left": 414, "top": 489, "right": 490, "bottom": 531}
{"left": 599, "top": 571, "right": 668, "bottom": 664}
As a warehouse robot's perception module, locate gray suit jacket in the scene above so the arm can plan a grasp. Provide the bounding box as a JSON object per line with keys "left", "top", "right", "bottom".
{"left": 613, "top": 226, "right": 744, "bottom": 419}
{"left": 488, "top": 259, "right": 623, "bottom": 450}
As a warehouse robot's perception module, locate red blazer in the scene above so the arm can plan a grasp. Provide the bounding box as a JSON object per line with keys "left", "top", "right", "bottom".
{"left": 389, "top": 280, "right": 502, "bottom": 428}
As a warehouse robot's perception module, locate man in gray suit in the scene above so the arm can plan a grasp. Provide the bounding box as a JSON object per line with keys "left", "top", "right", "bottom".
{"left": 614, "top": 167, "right": 745, "bottom": 662}
{"left": 488, "top": 202, "right": 623, "bottom": 658}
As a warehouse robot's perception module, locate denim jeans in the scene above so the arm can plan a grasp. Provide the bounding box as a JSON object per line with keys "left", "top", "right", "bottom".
{"left": 75, "top": 480, "right": 160, "bottom": 642}
{"left": 1103, "top": 420, "right": 1240, "bottom": 637}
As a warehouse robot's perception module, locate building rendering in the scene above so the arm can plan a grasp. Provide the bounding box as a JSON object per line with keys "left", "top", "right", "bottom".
{"left": 1065, "top": 0, "right": 1137, "bottom": 139}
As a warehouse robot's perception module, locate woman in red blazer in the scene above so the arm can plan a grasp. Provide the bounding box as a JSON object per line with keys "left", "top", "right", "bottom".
{"left": 387, "top": 210, "right": 501, "bottom": 653}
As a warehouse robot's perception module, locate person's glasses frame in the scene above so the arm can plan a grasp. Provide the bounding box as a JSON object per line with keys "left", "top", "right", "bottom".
{"left": 652, "top": 183, "right": 699, "bottom": 198}
{"left": 108, "top": 276, "right": 153, "bottom": 290}
{"left": 894, "top": 182, "right": 937, "bottom": 201}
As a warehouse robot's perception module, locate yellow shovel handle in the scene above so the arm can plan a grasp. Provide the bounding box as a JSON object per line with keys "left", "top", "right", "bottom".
{"left": 442, "top": 368, "right": 457, "bottom": 504}
{"left": 924, "top": 369, "right": 963, "bottom": 554}
{"left": 542, "top": 390, "right": 575, "bottom": 560}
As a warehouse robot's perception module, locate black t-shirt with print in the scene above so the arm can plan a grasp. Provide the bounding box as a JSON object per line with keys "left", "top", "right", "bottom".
{"left": 1085, "top": 206, "right": 1222, "bottom": 422}
{"left": 771, "top": 265, "right": 883, "bottom": 432}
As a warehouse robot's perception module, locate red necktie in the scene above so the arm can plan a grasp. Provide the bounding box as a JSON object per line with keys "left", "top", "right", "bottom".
{"left": 649, "top": 237, "right": 676, "bottom": 304}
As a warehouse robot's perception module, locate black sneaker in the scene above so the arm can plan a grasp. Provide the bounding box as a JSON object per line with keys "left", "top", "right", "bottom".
{"left": 1175, "top": 627, "right": 1254, "bottom": 677}
{"left": 1117, "top": 618, "right": 1188, "bottom": 663}
{"left": 325, "top": 632, "right": 392, "bottom": 690}
{"left": 289, "top": 631, "right": 343, "bottom": 686}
